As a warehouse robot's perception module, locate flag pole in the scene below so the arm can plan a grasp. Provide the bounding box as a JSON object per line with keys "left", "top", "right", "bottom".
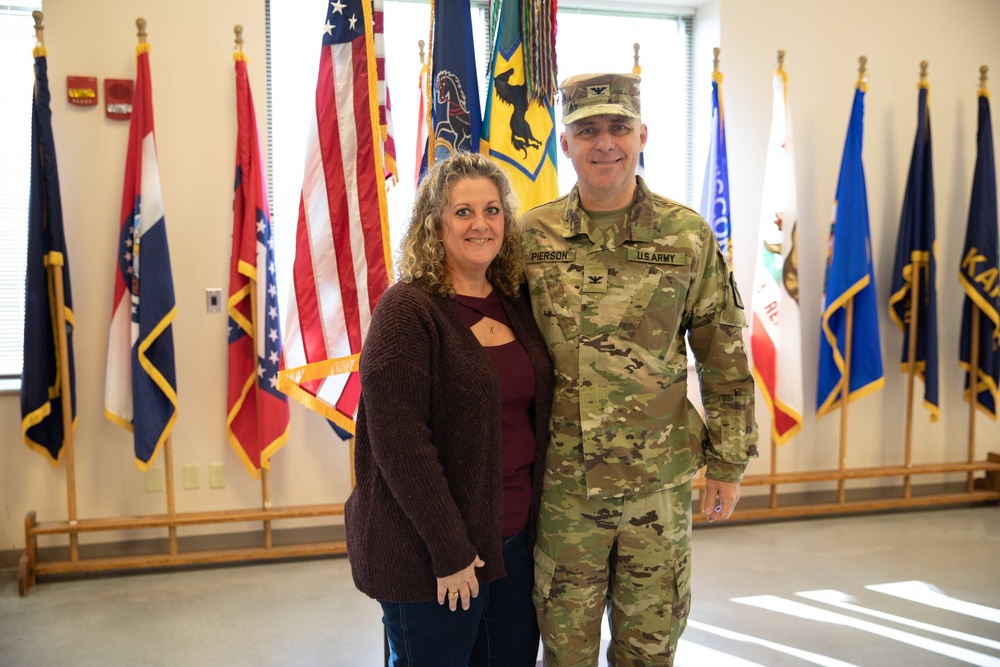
{"left": 35, "top": 10, "right": 81, "bottom": 563}
{"left": 901, "top": 60, "right": 930, "bottom": 501}
{"left": 968, "top": 308, "right": 980, "bottom": 493}
{"left": 902, "top": 260, "right": 921, "bottom": 500}
{"left": 837, "top": 56, "right": 867, "bottom": 506}
{"left": 137, "top": 17, "right": 178, "bottom": 556}
{"left": 234, "top": 22, "right": 274, "bottom": 549}
{"left": 967, "top": 65, "right": 989, "bottom": 494}
{"left": 769, "top": 48, "right": 785, "bottom": 511}
{"left": 838, "top": 300, "right": 854, "bottom": 504}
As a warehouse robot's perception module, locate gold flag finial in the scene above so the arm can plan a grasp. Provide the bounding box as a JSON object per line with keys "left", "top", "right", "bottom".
{"left": 856, "top": 55, "right": 868, "bottom": 87}
{"left": 32, "top": 10, "right": 44, "bottom": 46}
{"left": 136, "top": 18, "right": 147, "bottom": 45}
{"left": 713, "top": 47, "right": 720, "bottom": 73}
{"left": 633, "top": 43, "right": 641, "bottom": 76}
{"left": 418, "top": 39, "right": 425, "bottom": 66}
{"left": 235, "top": 25, "right": 244, "bottom": 53}
{"left": 777, "top": 50, "right": 785, "bottom": 71}
{"left": 919, "top": 60, "right": 929, "bottom": 85}
{"left": 980, "top": 65, "right": 989, "bottom": 94}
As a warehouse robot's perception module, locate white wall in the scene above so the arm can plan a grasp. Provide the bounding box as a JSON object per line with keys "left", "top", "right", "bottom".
{"left": 715, "top": 0, "right": 1000, "bottom": 483}
{"left": 3, "top": 0, "right": 1000, "bottom": 552}
{"left": 0, "top": 0, "right": 353, "bottom": 553}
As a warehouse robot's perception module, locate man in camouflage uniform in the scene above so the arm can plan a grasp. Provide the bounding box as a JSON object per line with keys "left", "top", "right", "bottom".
{"left": 520, "top": 72, "right": 758, "bottom": 666}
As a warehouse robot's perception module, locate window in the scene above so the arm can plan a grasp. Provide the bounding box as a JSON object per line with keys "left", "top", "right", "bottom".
{"left": 0, "top": 4, "right": 42, "bottom": 385}
{"left": 267, "top": 0, "right": 693, "bottom": 319}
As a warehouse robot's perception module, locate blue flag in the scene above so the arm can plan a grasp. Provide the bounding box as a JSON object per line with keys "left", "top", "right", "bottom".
{"left": 21, "top": 46, "right": 76, "bottom": 465}
{"left": 700, "top": 69, "right": 732, "bottom": 262}
{"left": 959, "top": 90, "right": 1000, "bottom": 418}
{"left": 888, "top": 83, "right": 939, "bottom": 421}
{"left": 427, "top": 0, "right": 480, "bottom": 167}
{"left": 817, "top": 84, "right": 884, "bottom": 416}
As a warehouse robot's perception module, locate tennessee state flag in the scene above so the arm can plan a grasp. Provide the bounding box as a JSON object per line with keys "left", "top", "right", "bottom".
{"left": 105, "top": 42, "right": 178, "bottom": 469}
{"left": 481, "top": 0, "right": 558, "bottom": 215}
{"left": 817, "top": 81, "right": 884, "bottom": 417}
{"left": 888, "top": 81, "right": 939, "bottom": 421}
{"left": 750, "top": 64, "right": 803, "bottom": 445}
{"left": 279, "top": 0, "right": 392, "bottom": 436}
{"left": 227, "top": 53, "right": 290, "bottom": 477}
{"left": 959, "top": 86, "right": 1000, "bottom": 418}
{"left": 21, "top": 43, "right": 77, "bottom": 464}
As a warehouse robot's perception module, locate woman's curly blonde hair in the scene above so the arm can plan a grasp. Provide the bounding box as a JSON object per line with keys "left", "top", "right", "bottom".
{"left": 397, "top": 152, "right": 525, "bottom": 298}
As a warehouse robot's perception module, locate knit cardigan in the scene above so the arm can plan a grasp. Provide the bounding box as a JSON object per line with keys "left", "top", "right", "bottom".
{"left": 345, "top": 280, "right": 553, "bottom": 603}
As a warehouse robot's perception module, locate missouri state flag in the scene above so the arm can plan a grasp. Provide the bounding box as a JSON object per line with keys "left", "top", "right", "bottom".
{"left": 105, "top": 41, "right": 178, "bottom": 469}
{"left": 481, "top": 0, "right": 558, "bottom": 215}
{"left": 21, "top": 43, "right": 77, "bottom": 464}
{"left": 959, "top": 85, "right": 1000, "bottom": 418}
{"left": 817, "top": 80, "right": 884, "bottom": 417}
{"left": 888, "top": 80, "right": 939, "bottom": 421}
{"left": 750, "top": 64, "right": 802, "bottom": 445}
{"left": 700, "top": 65, "right": 732, "bottom": 262}
{"left": 279, "top": 0, "right": 392, "bottom": 436}
{"left": 227, "top": 52, "right": 290, "bottom": 477}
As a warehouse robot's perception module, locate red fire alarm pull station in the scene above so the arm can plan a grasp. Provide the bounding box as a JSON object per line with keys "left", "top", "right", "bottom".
{"left": 67, "top": 76, "right": 97, "bottom": 106}
{"left": 105, "top": 78, "right": 134, "bottom": 120}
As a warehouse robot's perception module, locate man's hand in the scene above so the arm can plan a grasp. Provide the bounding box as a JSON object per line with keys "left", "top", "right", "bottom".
{"left": 703, "top": 478, "right": 740, "bottom": 522}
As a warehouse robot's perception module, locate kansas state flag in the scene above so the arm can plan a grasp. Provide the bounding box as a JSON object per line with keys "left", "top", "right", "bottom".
{"left": 888, "top": 82, "right": 939, "bottom": 421}
{"left": 481, "top": 0, "right": 558, "bottom": 215}
{"left": 104, "top": 42, "right": 178, "bottom": 469}
{"left": 21, "top": 44, "right": 77, "bottom": 464}
{"left": 817, "top": 82, "right": 884, "bottom": 416}
{"left": 959, "top": 87, "right": 1000, "bottom": 418}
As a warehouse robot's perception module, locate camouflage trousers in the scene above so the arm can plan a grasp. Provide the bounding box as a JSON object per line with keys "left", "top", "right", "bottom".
{"left": 532, "top": 481, "right": 693, "bottom": 667}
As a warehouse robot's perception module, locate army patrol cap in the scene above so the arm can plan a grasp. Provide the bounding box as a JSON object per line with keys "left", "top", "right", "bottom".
{"left": 560, "top": 73, "right": 641, "bottom": 125}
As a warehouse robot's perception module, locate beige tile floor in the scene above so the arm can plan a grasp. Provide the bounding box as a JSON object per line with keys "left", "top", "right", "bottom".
{"left": 2, "top": 505, "right": 998, "bottom": 666}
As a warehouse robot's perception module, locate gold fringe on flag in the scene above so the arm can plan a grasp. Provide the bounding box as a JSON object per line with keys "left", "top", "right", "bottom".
{"left": 522, "top": 0, "right": 557, "bottom": 103}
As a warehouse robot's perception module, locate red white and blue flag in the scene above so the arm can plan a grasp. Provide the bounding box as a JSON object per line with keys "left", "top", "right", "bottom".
{"left": 279, "top": 0, "right": 392, "bottom": 437}
{"left": 105, "top": 43, "right": 178, "bottom": 470}
{"left": 227, "top": 53, "right": 290, "bottom": 477}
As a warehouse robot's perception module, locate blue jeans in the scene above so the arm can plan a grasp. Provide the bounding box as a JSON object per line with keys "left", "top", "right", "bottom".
{"left": 380, "top": 530, "right": 539, "bottom": 667}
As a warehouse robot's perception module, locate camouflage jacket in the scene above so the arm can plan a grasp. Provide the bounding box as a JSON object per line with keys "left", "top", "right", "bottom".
{"left": 520, "top": 177, "right": 758, "bottom": 498}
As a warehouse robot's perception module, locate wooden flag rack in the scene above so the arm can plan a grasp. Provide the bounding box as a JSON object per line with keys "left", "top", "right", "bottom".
{"left": 19, "top": 452, "right": 1000, "bottom": 595}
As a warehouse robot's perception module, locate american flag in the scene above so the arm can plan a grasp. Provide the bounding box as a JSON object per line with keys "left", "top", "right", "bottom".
{"left": 279, "top": 0, "right": 392, "bottom": 436}
{"left": 104, "top": 43, "right": 178, "bottom": 469}
{"left": 227, "top": 53, "right": 290, "bottom": 477}
{"left": 373, "top": 0, "right": 398, "bottom": 184}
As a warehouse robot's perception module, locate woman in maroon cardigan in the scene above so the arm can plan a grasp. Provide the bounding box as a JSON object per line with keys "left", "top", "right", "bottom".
{"left": 345, "top": 152, "right": 553, "bottom": 666}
